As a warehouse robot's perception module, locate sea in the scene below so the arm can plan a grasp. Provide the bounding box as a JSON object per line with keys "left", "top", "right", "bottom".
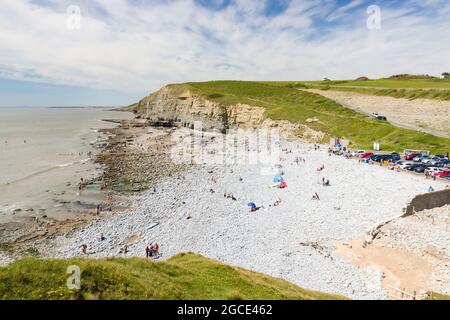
{"left": 0, "top": 107, "right": 133, "bottom": 223}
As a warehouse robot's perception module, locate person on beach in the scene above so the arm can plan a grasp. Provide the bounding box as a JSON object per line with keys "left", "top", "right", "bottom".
{"left": 81, "top": 244, "right": 87, "bottom": 255}
{"left": 153, "top": 242, "right": 159, "bottom": 257}
{"left": 78, "top": 178, "right": 85, "bottom": 191}
{"left": 312, "top": 192, "right": 320, "bottom": 200}
{"left": 428, "top": 186, "right": 435, "bottom": 193}
{"left": 145, "top": 245, "right": 150, "bottom": 258}
{"left": 149, "top": 243, "right": 155, "bottom": 257}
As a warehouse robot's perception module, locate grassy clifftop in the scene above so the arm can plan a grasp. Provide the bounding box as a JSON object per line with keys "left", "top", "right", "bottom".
{"left": 186, "top": 81, "right": 450, "bottom": 154}
{"left": 272, "top": 77, "right": 450, "bottom": 101}
{"left": 0, "top": 253, "right": 343, "bottom": 300}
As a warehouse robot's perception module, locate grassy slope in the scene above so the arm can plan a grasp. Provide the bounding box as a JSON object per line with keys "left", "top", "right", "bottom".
{"left": 267, "top": 78, "right": 450, "bottom": 101}
{"left": 427, "top": 292, "right": 450, "bottom": 300}
{"left": 185, "top": 81, "right": 450, "bottom": 154}
{"left": 0, "top": 253, "right": 343, "bottom": 300}
{"left": 301, "top": 78, "right": 450, "bottom": 89}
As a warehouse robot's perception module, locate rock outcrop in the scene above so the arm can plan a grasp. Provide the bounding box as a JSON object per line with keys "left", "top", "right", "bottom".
{"left": 132, "top": 84, "right": 326, "bottom": 142}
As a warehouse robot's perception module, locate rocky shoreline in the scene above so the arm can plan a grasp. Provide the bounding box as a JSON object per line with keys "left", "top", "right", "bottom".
{"left": 0, "top": 117, "right": 187, "bottom": 264}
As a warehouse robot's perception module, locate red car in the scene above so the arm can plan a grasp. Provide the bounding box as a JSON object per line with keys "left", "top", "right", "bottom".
{"left": 404, "top": 153, "right": 421, "bottom": 160}
{"left": 360, "top": 152, "right": 374, "bottom": 159}
{"left": 434, "top": 170, "right": 450, "bottom": 178}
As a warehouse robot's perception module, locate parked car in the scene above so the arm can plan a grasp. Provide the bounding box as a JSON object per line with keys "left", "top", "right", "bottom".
{"left": 429, "top": 157, "right": 443, "bottom": 165}
{"left": 370, "top": 154, "right": 384, "bottom": 162}
{"left": 425, "top": 167, "right": 443, "bottom": 175}
{"left": 351, "top": 150, "right": 365, "bottom": 157}
{"left": 360, "top": 152, "right": 374, "bottom": 159}
{"left": 407, "top": 163, "right": 425, "bottom": 171}
{"left": 439, "top": 159, "right": 450, "bottom": 167}
{"left": 371, "top": 113, "right": 387, "bottom": 121}
{"left": 414, "top": 165, "right": 428, "bottom": 173}
{"left": 405, "top": 153, "right": 421, "bottom": 160}
{"left": 390, "top": 152, "right": 401, "bottom": 161}
{"left": 435, "top": 170, "right": 450, "bottom": 178}
{"left": 420, "top": 156, "right": 433, "bottom": 164}
{"left": 398, "top": 162, "right": 414, "bottom": 169}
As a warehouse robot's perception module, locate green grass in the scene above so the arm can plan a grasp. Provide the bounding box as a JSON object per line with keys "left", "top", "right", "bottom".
{"left": 301, "top": 78, "right": 450, "bottom": 89}
{"left": 266, "top": 77, "right": 450, "bottom": 101}
{"left": 181, "top": 81, "right": 450, "bottom": 154}
{"left": 426, "top": 292, "right": 450, "bottom": 300}
{"left": 0, "top": 253, "right": 344, "bottom": 300}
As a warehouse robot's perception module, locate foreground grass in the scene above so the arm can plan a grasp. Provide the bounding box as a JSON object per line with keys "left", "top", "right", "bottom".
{"left": 185, "top": 81, "right": 450, "bottom": 154}
{"left": 427, "top": 292, "right": 450, "bottom": 300}
{"left": 0, "top": 253, "right": 343, "bottom": 300}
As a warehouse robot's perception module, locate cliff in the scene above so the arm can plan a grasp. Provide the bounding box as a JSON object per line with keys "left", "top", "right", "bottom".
{"left": 130, "top": 84, "right": 326, "bottom": 142}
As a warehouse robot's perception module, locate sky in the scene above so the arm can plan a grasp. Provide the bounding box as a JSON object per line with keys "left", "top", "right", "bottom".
{"left": 0, "top": 0, "right": 449, "bottom": 106}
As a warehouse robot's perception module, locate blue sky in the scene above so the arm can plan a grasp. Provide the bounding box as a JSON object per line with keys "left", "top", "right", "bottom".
{"left": 1, "top": 0, "right": 449, "bottom": 106}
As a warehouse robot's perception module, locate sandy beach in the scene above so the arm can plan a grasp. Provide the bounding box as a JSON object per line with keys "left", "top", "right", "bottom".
{"left": 35, "top": 126, "right": 447, "bottom": 300}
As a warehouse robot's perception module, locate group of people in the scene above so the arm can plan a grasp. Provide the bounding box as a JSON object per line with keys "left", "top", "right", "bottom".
{"left": 224, "top": 192, "right": 237, "bottom": 201}
{"left": 145, "top": 242, "right": 160, "bottom": 258}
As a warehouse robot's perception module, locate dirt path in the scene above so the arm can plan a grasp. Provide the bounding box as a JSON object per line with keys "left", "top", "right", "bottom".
{"left": 304, "top": 89, "right": 450, "bottom": 139}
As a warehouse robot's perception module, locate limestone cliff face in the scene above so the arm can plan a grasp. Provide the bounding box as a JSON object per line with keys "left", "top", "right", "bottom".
{"left": 132, "top": 85, "right": 325, "bottom": 142}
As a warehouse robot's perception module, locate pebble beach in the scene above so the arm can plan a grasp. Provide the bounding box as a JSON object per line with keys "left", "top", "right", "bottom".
{"left": 45, "top": 130, "right": 446, "bottom": 300}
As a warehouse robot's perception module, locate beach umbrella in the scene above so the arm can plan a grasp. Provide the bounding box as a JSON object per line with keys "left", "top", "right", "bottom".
{"left": 247, "top": 202, "right": 256, "bottom": 207}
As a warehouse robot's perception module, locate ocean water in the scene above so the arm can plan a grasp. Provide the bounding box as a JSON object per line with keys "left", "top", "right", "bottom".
{"left": 0, "top": 107, "right": 133, "bottom": 222}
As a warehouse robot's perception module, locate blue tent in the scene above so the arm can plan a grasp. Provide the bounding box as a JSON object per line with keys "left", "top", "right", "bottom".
{"left": 273, "top": 175, "right": 284, "bottom": 183}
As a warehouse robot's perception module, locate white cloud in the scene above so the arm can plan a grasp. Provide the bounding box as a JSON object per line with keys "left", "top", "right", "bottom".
{"left": 0, "top": 0, "right": 449, "bottom": 95}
